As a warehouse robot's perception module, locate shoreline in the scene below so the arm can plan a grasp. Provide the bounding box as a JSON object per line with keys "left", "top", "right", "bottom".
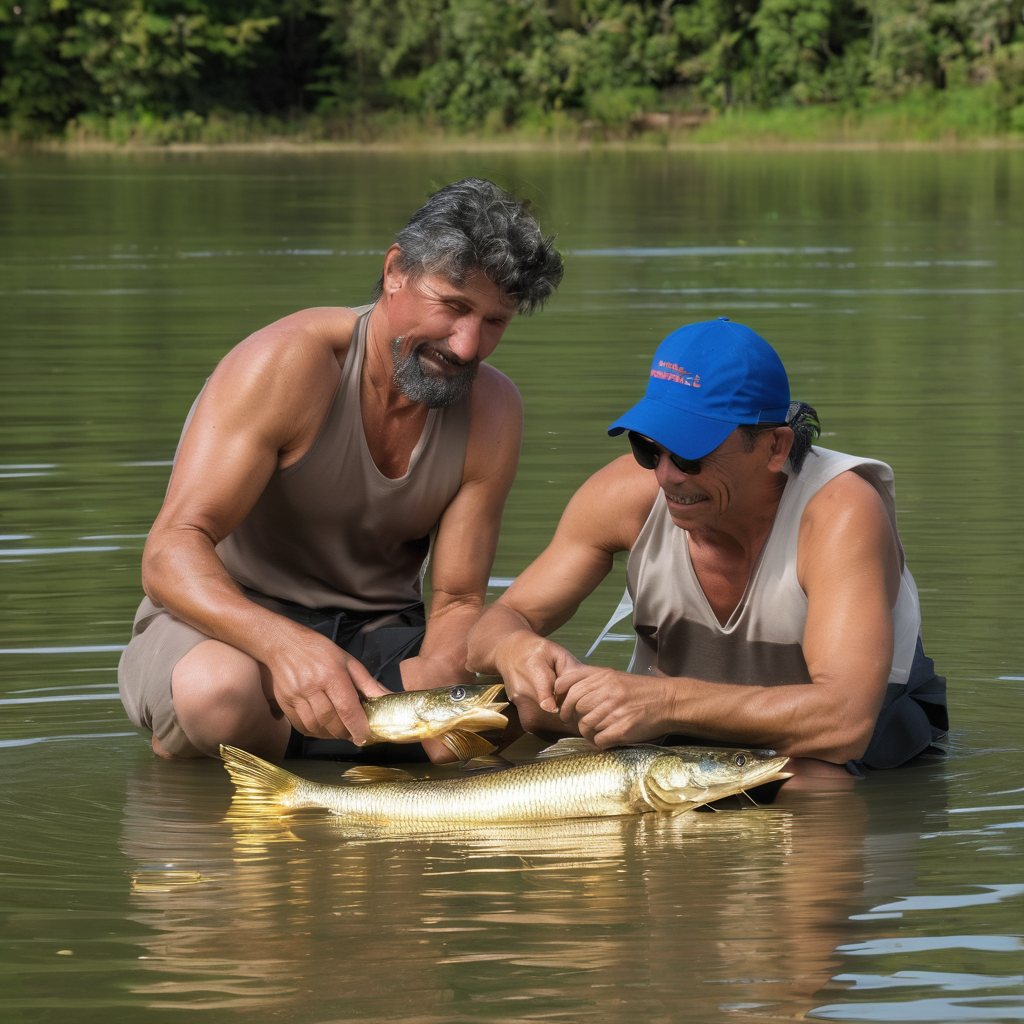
{"left": 4, "top": 135, "right": 1024, "bottom": 155}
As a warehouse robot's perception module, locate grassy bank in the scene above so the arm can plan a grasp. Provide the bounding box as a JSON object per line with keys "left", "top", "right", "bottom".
{"left": 4, "top": 89, "right": 1024, "bottom": 152}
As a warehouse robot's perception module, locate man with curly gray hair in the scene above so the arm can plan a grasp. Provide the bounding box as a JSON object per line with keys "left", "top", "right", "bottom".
{"left": 119, "top": 178, "right": 563, "bottom": 765}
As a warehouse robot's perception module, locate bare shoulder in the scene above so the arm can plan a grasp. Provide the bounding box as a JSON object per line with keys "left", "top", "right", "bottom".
{"left": 559, "top": 454, "right": 661, "bottom": 554}
{"left": 196, "top": 307, "right": 360, "bottom": 463}
{"left": 216, "top": 306, "right": 359, "bottom": 387}
{"left": 801, "top": 469, "right": 890, "bottom": 537}
{"left": 469, "top": 363, "right": 523, "bottom": 428}
{"left": 798, "top": 469, "right": 898, "bottom": 587}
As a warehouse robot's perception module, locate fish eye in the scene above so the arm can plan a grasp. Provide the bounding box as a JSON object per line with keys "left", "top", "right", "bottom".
{"left": 734, "top": 754, "right": 747, "bottom": 767}
{"left": 449, "top": 686, "right": 467, "bottom": 701}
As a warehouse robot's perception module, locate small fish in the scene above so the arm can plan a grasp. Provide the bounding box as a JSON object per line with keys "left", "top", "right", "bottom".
{"left": 220, "top": 739, "right": 791, "bottom": 835}
{"left": 362, "top": 682, "right": 508, "bottom": 760}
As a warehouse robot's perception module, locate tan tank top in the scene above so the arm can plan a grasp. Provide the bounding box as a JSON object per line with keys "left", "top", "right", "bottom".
{"left": 627, "top": 447, "right": 921, "bottom": 687}
{"left": 209, "top": 305, "right": 471, "bottom": 611}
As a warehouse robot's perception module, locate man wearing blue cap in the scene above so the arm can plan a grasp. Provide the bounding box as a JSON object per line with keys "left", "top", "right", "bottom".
{"left": 468, "top": 318, "right": 947, "bottom": 777}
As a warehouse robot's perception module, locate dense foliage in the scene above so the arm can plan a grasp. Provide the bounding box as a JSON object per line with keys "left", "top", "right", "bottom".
{"left": 2, "top": 0, "right": 1023, "bottom": 135}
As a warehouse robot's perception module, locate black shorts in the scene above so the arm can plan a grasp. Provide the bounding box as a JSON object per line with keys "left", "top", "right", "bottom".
{"left": 254, "top": 590, "right": 430, "bottom": 763}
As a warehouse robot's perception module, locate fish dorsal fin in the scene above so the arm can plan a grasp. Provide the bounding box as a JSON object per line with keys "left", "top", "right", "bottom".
{"left": 341, "top": 765, "right": 415, "bottom": 785}
{"left": 442, "top": 730, "right": 497, "bottom": 761}
{"left": 535, "top": 737, "right": 595, "bottom": 760}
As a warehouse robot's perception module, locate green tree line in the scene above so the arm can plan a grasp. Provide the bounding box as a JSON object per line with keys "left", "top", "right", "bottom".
{"left": 2, "top": 0, "right": 1023, "bottom": 137}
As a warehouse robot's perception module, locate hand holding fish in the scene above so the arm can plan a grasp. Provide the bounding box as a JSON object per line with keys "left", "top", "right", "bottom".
{"left": 554, "top": 665, "right": 674, "bottom": 748}
{"left": 265, "top": 632, "right": 391, "bottom": 744}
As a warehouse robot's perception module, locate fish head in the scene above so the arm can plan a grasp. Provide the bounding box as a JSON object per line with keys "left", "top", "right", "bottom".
{"left": 641, "top": 747, "right": 791, "bottom": 813}
{"left": 410, "top": 682, "right": 510, "bottom": 736}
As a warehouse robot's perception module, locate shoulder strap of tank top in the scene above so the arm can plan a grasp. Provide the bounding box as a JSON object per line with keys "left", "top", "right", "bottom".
{"left": 341, "top": 304, "right": 374, "bottom": 390}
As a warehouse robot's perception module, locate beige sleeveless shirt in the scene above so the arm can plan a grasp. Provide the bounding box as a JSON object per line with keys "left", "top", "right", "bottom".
{"left": 211, "top": 305, "right": 471, "bottom": 612}
{"left": 627, "top": 447, "right": 921, "bottom": 688}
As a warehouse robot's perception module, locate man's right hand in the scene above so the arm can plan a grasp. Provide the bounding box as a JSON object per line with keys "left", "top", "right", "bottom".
{"left": 493, "top": 631, "right": 583, "bottom": 738}
{"left": 264, "top": 629, "right": 391, "bottom": 744}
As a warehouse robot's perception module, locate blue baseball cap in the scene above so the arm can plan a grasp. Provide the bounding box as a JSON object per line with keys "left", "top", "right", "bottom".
{"left": 608, "top": 318, "right": 790, "bottom": 460}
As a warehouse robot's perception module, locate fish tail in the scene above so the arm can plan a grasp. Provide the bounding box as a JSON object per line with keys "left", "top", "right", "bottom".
{"left": 220, "top": 744, "right": 305, "bottom": 810}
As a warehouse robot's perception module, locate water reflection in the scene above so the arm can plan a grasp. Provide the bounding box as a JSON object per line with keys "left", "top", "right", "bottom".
{"left": 4, "top": 150, "right": 1024, "bottom": 1023}
{"left": 117, "top": 758, "right": 954, "bottom": 1021}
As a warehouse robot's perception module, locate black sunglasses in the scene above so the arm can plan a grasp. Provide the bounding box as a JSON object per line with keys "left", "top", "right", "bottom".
{"left": 627, "top": 431, "right": 704, "bottom": 475}
{"left": 628, "top": 425, "right": 785, "bottom": 476}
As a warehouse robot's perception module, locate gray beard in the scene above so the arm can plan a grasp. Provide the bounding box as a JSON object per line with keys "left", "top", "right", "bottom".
{"left": 390, "top": 337, "right": 478, "bottom": 409}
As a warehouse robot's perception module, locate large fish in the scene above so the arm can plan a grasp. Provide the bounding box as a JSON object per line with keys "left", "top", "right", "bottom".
{"left": 362, "top": 682, "right": 508, "bottom": 759}
{"left": 220, "top": 739, "right": 791, "bottom": 835}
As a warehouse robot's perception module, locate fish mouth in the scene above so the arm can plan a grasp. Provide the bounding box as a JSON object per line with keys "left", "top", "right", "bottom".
{"left": 740, "top": 757, "right": 792, "bottom": 788}
{"left": 474, "top": 682, "right": 507, "bottom": 707}
{"left": 646, "top": 756, "right": 792, "bottom": 813}
{"left": 448, "top": 682, "right": 508, "bottom": 731}
{"left": 447, "top": 705, "right": 509, "bottom": 732}
{"left": 435, "top": 685, "right": 509, "bottom": 760}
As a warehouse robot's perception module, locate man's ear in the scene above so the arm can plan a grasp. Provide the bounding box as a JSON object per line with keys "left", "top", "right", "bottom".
{"left": 381, "top": 245, "right": 407, "bottom": 297}
{"left": 766, "top": 426, "right": 794, "bottom": 471}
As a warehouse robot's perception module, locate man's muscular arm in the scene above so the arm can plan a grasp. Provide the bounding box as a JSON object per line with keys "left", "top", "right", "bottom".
{"left": 554, "top": 471, "right": 900, "bottom": 764}
{"left": 142, "top": 307, "right": 389, "bottom": 745}
{"left": 466, "top": 456, "right": 658, "bottom": 736}
{"left": 400, "top": 364, "right": 524, "bottom": 699}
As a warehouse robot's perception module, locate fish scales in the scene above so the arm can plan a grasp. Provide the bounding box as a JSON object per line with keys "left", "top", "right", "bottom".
{"left": 306, "top": 753, "right": 644, "bottom": 827}
{"left": 222, "top": 742, "right": 791, "bottom": 834}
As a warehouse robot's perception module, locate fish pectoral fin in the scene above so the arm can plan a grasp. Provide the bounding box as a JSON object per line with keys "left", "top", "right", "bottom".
{"left": 341, "top": 765, "right": 416, "bottom": 785}
{"left": 535, "top": 737, "right": 595, "bottom": 759}
{"left": 442, "top": 730, "right": 497, "bottom": 761}
{"left": 642, "top": 777, "right": 710, "bottom": 815}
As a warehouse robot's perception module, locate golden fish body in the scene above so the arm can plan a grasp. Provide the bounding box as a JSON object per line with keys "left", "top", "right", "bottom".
{"left": 221, "top": 741, "right": 790, "bottom": 835}
{"left": 362, "top": 682, "right": 508, "bottom": 759}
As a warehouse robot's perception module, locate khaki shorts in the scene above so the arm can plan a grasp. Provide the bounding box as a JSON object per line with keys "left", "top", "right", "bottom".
{"left": 117, "top": 592, "right": 427, "bottom": 758}
{"left": 118, "top": 596, "right": 211, "bottom": 757}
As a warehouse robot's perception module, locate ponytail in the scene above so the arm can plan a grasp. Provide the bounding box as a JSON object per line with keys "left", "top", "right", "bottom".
{"left": 785, "top": 401, "right": 821, "bottom": 472}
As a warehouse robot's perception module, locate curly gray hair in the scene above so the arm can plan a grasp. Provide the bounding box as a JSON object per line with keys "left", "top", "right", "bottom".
{"left": 375, "top": 178, "right": 564, "bottom": 315}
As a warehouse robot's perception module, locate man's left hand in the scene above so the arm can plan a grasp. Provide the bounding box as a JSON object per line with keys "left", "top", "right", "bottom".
{"left": 553, "top": 666, "right": 673, "bottom": 748}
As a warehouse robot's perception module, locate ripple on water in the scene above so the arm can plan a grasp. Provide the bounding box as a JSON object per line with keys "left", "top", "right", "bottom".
{"left": 811, "top": 996, "right": 1024, "bottom": 1021}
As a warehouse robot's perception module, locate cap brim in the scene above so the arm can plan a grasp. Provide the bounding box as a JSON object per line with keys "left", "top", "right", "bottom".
{"left": 608, "top": 396, "right": 738, "bottom": 461}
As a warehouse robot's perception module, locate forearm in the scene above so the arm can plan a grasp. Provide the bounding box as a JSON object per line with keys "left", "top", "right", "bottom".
{"left": 402, "top": 593, "right": 485, "bottom": 690}
{"left": 663, "top": 676, "right": 881, "bottom": 763}
{"left": 142, "top": 527, "right": 308, "bottom": 663}
{"left": 465, "top": 601, "right": 540, "bottom": 677}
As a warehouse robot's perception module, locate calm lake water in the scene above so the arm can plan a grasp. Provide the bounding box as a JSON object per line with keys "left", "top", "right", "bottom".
{"left": 1, "top": 149, "right": 1023, "bottom": 1024}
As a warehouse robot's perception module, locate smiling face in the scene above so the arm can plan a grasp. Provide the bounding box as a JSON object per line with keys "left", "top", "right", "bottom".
{"left": 380, "top": 249, "right": 517, "bottom": 406}
{"left": 651, "top": 426, "right": 793, "bottom": 534}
